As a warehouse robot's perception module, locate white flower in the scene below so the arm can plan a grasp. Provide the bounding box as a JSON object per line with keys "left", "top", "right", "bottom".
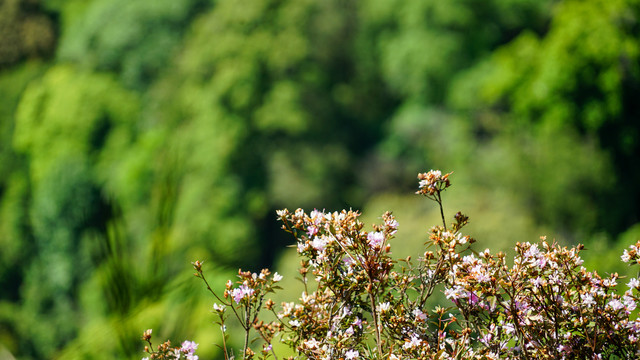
{"left": 532, "top": 277, "right": 544, "bottom": 289}
{"left": 297, "top": 241, "right": 308, "bottom": 253}
{"left": 301, "top": 292, "right": 315, "bottom": 304}
{"left": 403, "top": 334, "right": 421, "bottom": 349}
{"left": 470, "top": 265, "right": 490, "bottom": 283}
{"left": 345, "top": 349, "right": 359, "bottom": 359}
{"left": 524, "top": 244, "right": 539, "bottom": 259}
{"left": 628, "top": 278, "right": 640, "bottom": 289}
{"left": 444, "top": 286, "right": 466, "bottom": 300}
{"left": 502, "top": 323, "right": 515, "bottom": 335}
{"left": 289, "top": 320, "right": 301, "bottom": 327}
{"left": 273, "top": 272, "right": 283, "bottom": 282}
{"left": 581, "top": 293, "right": 596, "bottom": 307}
{"left": 624, "top": 295, "right": 637, "bottom": 312}
{"left": 413, "top": 308, "right": 427, "bottom": 321}
{"left": 311, "top": 236, "right": 329, "bottom": 252}
{"left": 212, "top": 303, "right": 225, "bottom": 312}
{"left": 607, "top": 299, "right": 625, "bottom": 311}
{"left": 377, "top": 302, "right": 391, "bottom": 313}
{"left": 303, "top": 338, "right": 320, "bottom": 349}
{"left": 386, "top": 218, "right": 399, "bottom": 231}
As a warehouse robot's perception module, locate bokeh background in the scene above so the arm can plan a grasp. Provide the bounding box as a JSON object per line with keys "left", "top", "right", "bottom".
{"left": 1, "top": 0, "right": 640, "bottom": 358}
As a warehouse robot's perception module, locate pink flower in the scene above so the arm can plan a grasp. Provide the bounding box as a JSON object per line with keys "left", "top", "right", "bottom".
{"left": 307, "top": 225, "right": 318, "bottom": 237}
{"left": 352, "top": 317, "right": 362, "bottom": 328}
{"left": 468, "top": 292, "right": 480, "bottom": 306}
{"left": 232, "top": 284, "right": 254, "bottom": 303}
{"left": 607, "top": 299, "right": 625, "bottom": 311}
{"left": 386, "top": 218, "right": 399, "bottom": 235}
{"left": 180, "top": 340, "right": 198, "bottom": 360}
{"left": 367, "top": 232, "right": 385, "bottom": 249}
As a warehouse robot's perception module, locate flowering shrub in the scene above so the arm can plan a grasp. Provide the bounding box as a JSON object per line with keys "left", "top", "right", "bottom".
{"left": 142, "top": 170, "right": 640, "bottom": 359}
{"left": 141, "top": 329, "right": 199, "bottom": 360}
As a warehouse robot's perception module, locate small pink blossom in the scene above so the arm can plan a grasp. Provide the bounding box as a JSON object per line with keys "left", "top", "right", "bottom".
{"left": 231, "top": 284, "right": 254, "bottom": 304}
{"left": 385, "top": 218, "right": 399, "bottom": 235}
{"left": 352, "top": 317, "right": 362, "bottom": 328}
{"left": 180, "top": 340, "right": 198, "bottom": 360}
{"left": 307, "top": 225, "right": 318, "bottom": 237}
{"left": 367, "top": 231, "right": 385, "bottom": 249}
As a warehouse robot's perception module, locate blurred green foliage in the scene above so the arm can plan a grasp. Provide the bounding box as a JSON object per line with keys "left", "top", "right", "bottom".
{"left": 0, "top": 0, "right": 56, "bottom": 67}
{"left": 0, "top": 0, "right": 639, "bottom": 358}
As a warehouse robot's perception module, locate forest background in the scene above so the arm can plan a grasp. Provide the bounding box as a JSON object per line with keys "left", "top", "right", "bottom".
{"left": 1, "top": 0, "right": 640, "bottom": 358}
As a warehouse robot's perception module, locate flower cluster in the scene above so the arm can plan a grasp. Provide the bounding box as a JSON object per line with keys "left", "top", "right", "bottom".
{"left": 141, "top": 329, "right": 199, "bottom": 360}
{"left": 621, "top": 240, "right": 640, "bottom": 265}
{"left": 208, "top": 267, "right": 284, "bottom": 360}
{"left": 143, "top": 170, "right": 640, "bottom": 360}
{"left": 444, "top": 240, "right": 640, "bottom": 358}
{"left": 416, "top": 169, "right": 451, "bottom": 197}
{"left": 273, "top": 208, "right": 401, "bottom": 358}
